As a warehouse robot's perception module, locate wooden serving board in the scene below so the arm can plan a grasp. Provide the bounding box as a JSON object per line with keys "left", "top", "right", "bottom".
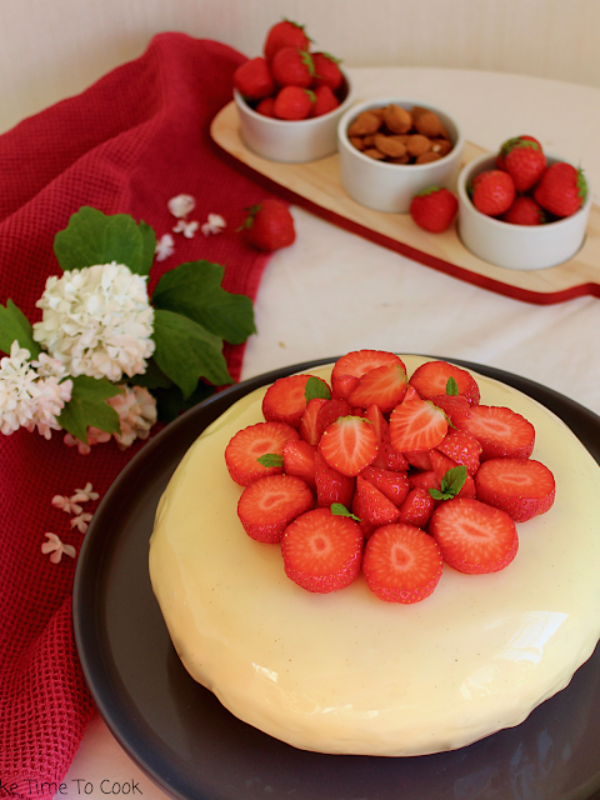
{"left": 211, "top": 101, "right": 600, "bottom": 305}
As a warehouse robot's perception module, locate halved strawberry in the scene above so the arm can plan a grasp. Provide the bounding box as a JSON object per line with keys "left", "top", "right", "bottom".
{"left": 225, "top": 421, "right": 300, "bottom": 485}
{"left": 430, "top": 393, "right": 472, "bottom": 426}
{"left": 429, "top": 497, "right": 518, "bottom": 574}
{"left": 319, "top": 415, "right": 378, "bottom": 477}
{"left": 283, "top": 439, "right": 317, "bottom": 489}
{"left": 365, "top": 404, "right": 409, "bottom": 471}
{"left": 437, "top": 429, "right": 482, "bottom": 475}
{"left": 389, "top": 394, "right": 448, "bottom": 453}
{"left": 316, "top": 398, "right": 353, "bottom": 441}
{"left": 360, "top": 465, "right": 409, "bottom": 506}
{"left": 457, "top": 405, "right": 535, "bottom": 460}
{"left": 474, "top": 458, "right": 555, "bottom": 521}
{"left": 398, "top": 487, "right": 436, "bottom": 527}
{"left": 362, "top": 523, "right": 444, "bottom": 603}
{"left": 237, "top": 474, "right": 314, "bottom": 543}
{"left": 262, "top": 373, "right": 330, "bottom": 428}
{"left": 299, "top": 397, "right": 328, "bottom": 445}
{"left": 281, "top": 507, "right": 364, "bottom": 593}
{"left": 314, "top": 450, "right": 355, "bottom": 508}
{"left": 354, "top": 475, "right": 400, "bottom": 527}
{"left": 404, "top": 450, "right": 433, "bottom": 471}
{"left": 409, "top": 361, "right": 480, "bottom": 405}
{"left": 331, "top": 350, "right": 406, "bottom": 400}
{"left": 348, "top": 362, "right": 408, "bottom": 413}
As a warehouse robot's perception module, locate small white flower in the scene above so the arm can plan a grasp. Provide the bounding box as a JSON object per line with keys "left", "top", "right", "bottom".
{"left": 63, "top": 427, "right": 111, "bottom": 455}
{"left": 33, "top": 262, "right": 155, "bottom": 382}
{"left": 70, "top": 512, "right": 93, "bottom": 533}
{"left": 41, "top": 533, "right": 76, "bottom": 564}
{"left": 168, "top": 194, "right": 196, "bottom": 219}
{"left": 155, "top": 233, "right": 175, "bottom": 262}
{"left": 172, "top": 219, "right": 199, "bottom": 239}
{"left": 51, "top": 495, "right": 83, "bottom": 515}
{"left": 0, "top": 341, "right": 40, "bottom": 434}
{"left": 71, "top": 482, "right": 100, "bottom": 503}
{"left": 201, "top": 214, "right": 227, "bottom": 236}
{"left": 109, "top": 385, "right": 157, "bottom": 449}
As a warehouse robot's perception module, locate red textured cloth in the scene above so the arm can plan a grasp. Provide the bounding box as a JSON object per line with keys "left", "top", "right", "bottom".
{"left": 0, "top": 33, "right": 274, "bottom": 797}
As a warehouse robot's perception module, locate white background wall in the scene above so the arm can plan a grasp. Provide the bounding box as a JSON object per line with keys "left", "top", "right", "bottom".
{"left": 0, "top": 0, "right": 599, "bottom": 133}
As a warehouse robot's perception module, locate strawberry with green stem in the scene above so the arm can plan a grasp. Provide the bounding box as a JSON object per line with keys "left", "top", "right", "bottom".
{"left": 240, "top": 198, "right": 296, "bottom": 251}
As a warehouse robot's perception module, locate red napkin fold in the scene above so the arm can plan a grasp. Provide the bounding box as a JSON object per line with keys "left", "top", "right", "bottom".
{"left": 0, "top": 32, "right": 274, "bottom": 797}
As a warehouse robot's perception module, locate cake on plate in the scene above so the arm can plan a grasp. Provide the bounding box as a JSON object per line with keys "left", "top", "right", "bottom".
{"left": 149, "top": 354, "right": 600, "bottom": 756}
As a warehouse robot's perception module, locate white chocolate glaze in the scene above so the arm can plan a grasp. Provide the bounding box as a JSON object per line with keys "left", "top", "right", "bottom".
{"left": 149, "top": 356, "right": 600, "bottom": 756}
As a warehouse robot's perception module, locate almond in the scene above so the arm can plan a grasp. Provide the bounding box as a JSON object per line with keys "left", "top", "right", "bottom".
{"left": 414, "top": 110, "right": 446, "bottom": 138}
{"left": 363, "top": 148, "right": 387, "bottom": 160}
{"left": 383, "top": 104, "right": 412, "bottom": 135}
{"left": 348, "top": 111, "right": 382, "bottom": 137}
{"left": 415, "top": 151, "right": 443, "bottom": 164}
{"left": 406, "top": 134, "right": 432, "bottom": 158}
{"left": 374, "top": 133, "right": 407, "bottom": 158}
{"left": 430, "top": 139, "right": 453, "bottom": 157}
{"left": 349, "top": 136, "right": 365, "bottom": 151}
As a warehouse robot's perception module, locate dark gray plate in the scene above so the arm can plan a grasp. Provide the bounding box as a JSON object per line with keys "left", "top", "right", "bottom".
{"left": 73, "top": 357, "right": 600, "bottom": 800}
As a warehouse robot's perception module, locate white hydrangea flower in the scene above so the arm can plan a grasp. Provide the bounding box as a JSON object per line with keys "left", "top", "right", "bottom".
{"left": 32, "top": 262, "right": 155, "bottom": 382}
{"left": 201, "top": 214, "right": 227, "bottom": 236}
{"left": 167, "top": 194, "right": 196, "bottom": 219}
{"left": 71, "top": 482, "right": 100, "bottom": 503}
{"left": 110, "top": 385, "right": 157, "bottom": 449}
{"left": 63, "top": 427, "right": 111, "bottom": 455}
{"left": 155, "top": 233, "right": 175, "bottom": 262}
{"left": 41, "top": 533, "right": 76, "bottom": 564}
{"left": 70, "top": 512, "right": 93, "bottom": 533}
{"left": 0, "top": 341, "right": 40, "bottom": 434}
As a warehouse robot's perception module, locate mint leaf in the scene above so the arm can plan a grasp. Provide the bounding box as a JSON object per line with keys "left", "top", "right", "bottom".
{"left": 0, "top": 300, "right": 41, "bottom": 358}
{"left": 429, "top": 465, "right": 467, "bottom": 501}
{"left": 305, "top": 376, "right": 331, "bottom": 401}
{"left": 53, "top": 207, "right": 147, "bottom": 275}
{"left": 152, "top": 261, "right": 256, "bottom": 345}
{"left": 57, "top": 375, "right": 122, "bottom": 444}
{"left": 152, "top": 308, "right": 233, "bottom": 399}
{"left": 257, "top": 453, "right": 285, "bottom": 468}
{"left": 446, "top": 377, "right": 459, "bottom": 396}
{"left": 331, "top": 502, "right": 360, "bottom": 521}
{"left": 154, "top": 382, "right": 214, "bottom": 424}
{"left": 138, "top": 220, "right": 157, "bottom": 276}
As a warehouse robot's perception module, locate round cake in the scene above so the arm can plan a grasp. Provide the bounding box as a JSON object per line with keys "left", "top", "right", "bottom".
{"left": 149, "top": 355, "right": 600, "bottom": 756}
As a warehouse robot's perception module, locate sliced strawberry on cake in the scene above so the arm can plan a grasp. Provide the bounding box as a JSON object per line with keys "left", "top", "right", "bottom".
{"left": 389, "top": 392, "right": 448, "bottom": 453}
{"left": 430, "top": 393, "right": 472, "bottom": 426}
{"left": 456, "top": 405, "right": 535, "bottom": 460}
{"left": 316, "top": 398, "right": 353, "bottom": 441}
{"left": 281, "top": 507, "right": 364, "bottom": 593}
{"left": 225, "top": 421, "right": 300, "bottom": 485}
{"left": 283, "top": 439, "right": 317, "bottom": 489}
{"left": 299, "top": 397, "right": 329, "bottom": 445}
{"left": 474, "top": 458, "right": 555, "bottom": 521}
{"left": 314, "top": 450, "right": 355, "bottom": 508}
{"left": 238, "top": 474, "right": 314, "bottom": 542}
{"left": 436, "top": 429, "right": 482, "bottom": 475}
{"left": 409, "top": 360, "right": 481, "bottom": 405}
{"left": 262, "top": 373, "right": 330, "bottom": 428}
{"left": 360, "top": 465, "right": 409, "bottom": 506}
{"left": 319, "top": 415, "right": 378, "bottom": 477}
{"left": 365, "top": 404, "right": 409, "bottom": 471}
{"left": 429, "top": 497, "right": 518, "bottom": 574}
{"left": 331, "top": 350, "right": 406, "bottom": 400}
{"left": 348, "top": 362, "right": 408, "bottom": 413}
{"left": 353, "top": 475, "right": 401, "bottom": 527}
{"left": 362, "top": 523, "right": 444, "bottom": 603}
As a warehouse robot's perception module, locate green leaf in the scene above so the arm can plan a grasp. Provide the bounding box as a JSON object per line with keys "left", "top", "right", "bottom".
{"left": 429, "top": 465, "right": 467, "bottom": 501}
{"left": 305, "top": 376, "right": 331, "bottom": 401}
{"left": 57, "top": 375, "right": 122, "bottom": 444}
{"left": 53, "top": 207, "right": 146, "bottom": 275}
{"left": 152, "top": 308, "right": 233, "bottom": 399}
{"left": 152, "top": 261, "right": 256, "bottom": 345}
{"left": 331, "top": 503, "right": 361, "bottom": 521}
{"left": 127, "top": 358, "right": 173, "bottom": 390}
{"left": 0, "top": 300, "right": 41, "bottom": 357}
{"left": 446, "top": 377, "right": 459, "bottom": 396}
{"left": 154, "top": 382, "right": 214, "bottom": 424}
{"left": 138, "top": 220, "right": 157, "bottom": 276}
{"left": 257, "top": 453, "right": 285, "bottom": 468}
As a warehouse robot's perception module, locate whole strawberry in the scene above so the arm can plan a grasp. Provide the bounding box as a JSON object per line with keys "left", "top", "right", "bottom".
{"left": 264, "top": 19, "right": 311, "bottom": 62}
{"left": 534, "top": 162, "right": 588, "bottom": 217}
{"left": 409, "top": 187, "right": 458, "bottom": 233}
{"left": 470, "top": 170, "right": 516, "bottom": 217}
{"left": 233, "top": 57, "right": 275, "bottom": 102}
{"left": 501, "top": 138, "right": 547, "bottom": 193}
{"left": 241, "top": 199, "right": 296, "bottom": 251}
{"left": 311, "top": 85, "right": 340, "bottom": 118}
{"left": 311, "top": 52, "right": 344, "bottom": 91}
{"left": 501, "top": 195, "right": 546, "bottom": 225}
{"left": 496, "top": 135, "right": 541, "bottom": 171}
{"left": 271, "top": 47, "right": 315, "bottom": 87}
{"left": 274, "top": 86, "right": 314, "bottom": 120}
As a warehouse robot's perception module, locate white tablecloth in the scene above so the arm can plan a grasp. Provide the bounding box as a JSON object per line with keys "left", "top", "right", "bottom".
{"left": 58, "top": 66, "right": 600, "bottom": 799}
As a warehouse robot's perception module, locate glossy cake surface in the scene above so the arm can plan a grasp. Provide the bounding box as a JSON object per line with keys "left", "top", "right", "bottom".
{"left": 149, "top": 356, "right": 600, "bottom": 756}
